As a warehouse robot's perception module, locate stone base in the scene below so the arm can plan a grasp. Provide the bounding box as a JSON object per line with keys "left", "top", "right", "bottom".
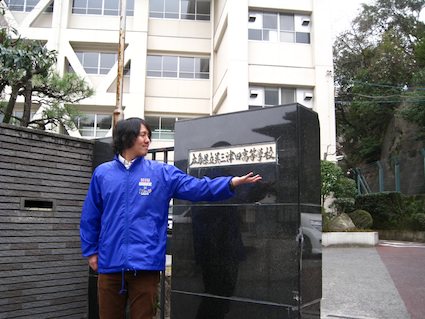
{"left": 322, "top": 231, "right": 379, "bottom": 247}
{"left": 378, "top": 230, "right": 425, "bottom": 243}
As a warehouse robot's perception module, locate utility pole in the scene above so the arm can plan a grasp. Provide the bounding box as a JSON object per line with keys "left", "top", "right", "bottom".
{"left": 113, "top": 0, "right": 126, "bottom": 128}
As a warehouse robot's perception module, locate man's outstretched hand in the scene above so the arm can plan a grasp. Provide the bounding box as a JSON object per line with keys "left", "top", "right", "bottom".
{"left": 231, "top": 172, "right": 262, "bottom": 188}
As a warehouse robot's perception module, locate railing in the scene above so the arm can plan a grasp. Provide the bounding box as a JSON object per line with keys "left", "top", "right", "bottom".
{"left": 354, "top": 148, "right": 425, "bottom": 195}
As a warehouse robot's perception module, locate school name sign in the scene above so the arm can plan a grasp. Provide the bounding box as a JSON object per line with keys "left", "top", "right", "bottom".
{"left": 189, "top": 142, "right": 277, "bottom": 168}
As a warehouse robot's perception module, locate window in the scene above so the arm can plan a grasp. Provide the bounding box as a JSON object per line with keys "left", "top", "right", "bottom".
{"left": 72, "top": 0, "right": 134, "bottom": 16}
{"left": 147, "top": 55, "right": 209, "bottom": 79}
{"left": 248, "top": 11, "right": 310, "bottom": 44}
{"left": 75, "top": 113, "right": 112, "bottom": 138}
{"left": 3, "top": 111, "right": 36, "bottom": 125}
{"left": 249, "top": 86, "right": 296, "bottom": 109}
{"left": 149, "top": 0, "right": 210, "bottom": 21}
{"left": 4, "top": 0, "right": 53, "bottom": 12}
{"left": 144, "top": 116, "right": 189, "bottom": 140}
{"left": 74, "top": 52, "right": 130, "bottom": 75}
{"left": 281, "top": 88, "right": 296, "bottom": 105}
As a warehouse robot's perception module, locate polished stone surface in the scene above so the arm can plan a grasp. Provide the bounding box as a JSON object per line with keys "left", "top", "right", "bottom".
{"left": 172, "top": 104, "right": 321, "bottom": 319}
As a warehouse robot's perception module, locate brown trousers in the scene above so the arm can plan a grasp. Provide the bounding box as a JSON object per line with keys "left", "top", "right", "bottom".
{"left": 98, "top": 271, "right": 160, "bottom": 319}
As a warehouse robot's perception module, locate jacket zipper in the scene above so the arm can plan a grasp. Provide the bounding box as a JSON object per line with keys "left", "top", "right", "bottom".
{"left": 125, "top": 168, "right": 130, "bottom": 270}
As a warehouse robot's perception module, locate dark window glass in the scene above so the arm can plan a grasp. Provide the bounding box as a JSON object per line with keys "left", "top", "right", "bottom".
{"left": 163, "top": 56, "right": 178, "bottom": 77}
{"left": 180, "top": 57, "right": 194, "bottom": 72}
{"left": 104, "top": 0, "right": 118, "bottom": 15}
{"left": 161, "top": 117, "right": 175, "bottom": 131}
{"left": 124, "top": 62, "right": 131, "bottom": 75}
{"left": 7, "top": 0, "right": 25, "bottom": 11}
{"left": 280, "top": 13, "right": 294, "bottom": 31}
{"left": 195, "top": 58, "right": 209, "bottom": 78}
{"left": 165, "top": 0, "right": 179, "bottom": 16}
{"left": 265, "top": 88, "right": 279, "bottom": 106}
{"left": 46, "top": 1, "right": 54, "bottom": 12}
{"left": 73, "top": 0, "right": 86, "bottom": 8}
{"left": 145, "top": 116, "right": 160, "bottom": 139}
{"left": 126, "top": 0, "right": 134, "bottom": 16}
{"left": 197, "top": 0, "right": 209, "bottom": 15}
{"left": 248, "top": 29, "right": 262, "bottom": 40}
{"left": 147, "top": 71, "right": 161, "bottom": 77}
{"left": 197, "top": 0, "right": 209, "bottom": 19}
{"left": 263, "top": 13, "right": 277, "bottom": 29}
{"left": 26, "top": 0, "right": 38, "bottom": 11}
{"left": 82, "top": 52, "right": 99, "bottom": 74}
{"left": 97, "top": 114, "right": 112, "bottom": 130}
{"left": 296, "top": 32, "right": 310, "bottom": 44}
{"left": 249, "top": 105, "right": 262, "bottom": 110}
{"left": 78, "top": 114, "right": 95, "bottom": 136}
{"left": 99, "top": 53, "right": 116, "bottom": 74}
{"left": 281, "top": 88, "right": 295, "bottom": 104}
{"left": 147, "top": 55, "right": 162, "bottom": 76}
{"left": 87, "top": 0, "right": 102, "bottom": 14}
{"left": 160, "top": 117, "right": 176, "bottom": 139}
{"left": 180, "top": 56, "right": 194, "bottom": 78}
{"left": 181, "top": 0, "right": 195, "bottom": 19}
{"left": 149, "top": 0, "right": 164, "bottom": 13}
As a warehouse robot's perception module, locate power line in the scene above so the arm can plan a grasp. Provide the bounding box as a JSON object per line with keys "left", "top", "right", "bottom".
{"left": 335, "top": 99, "right": 425, "bottom": 104}
{"left": 348, "top": 80, "right": 425, "bottom": 91}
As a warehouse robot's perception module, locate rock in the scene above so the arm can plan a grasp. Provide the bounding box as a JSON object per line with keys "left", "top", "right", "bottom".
{"left": 327, "top": 213, "right": 356, "bottom": 231}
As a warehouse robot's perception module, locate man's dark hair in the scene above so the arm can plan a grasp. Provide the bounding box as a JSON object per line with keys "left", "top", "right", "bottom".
{"left": 113, "top": 117, "right": 152, "bottom": 154}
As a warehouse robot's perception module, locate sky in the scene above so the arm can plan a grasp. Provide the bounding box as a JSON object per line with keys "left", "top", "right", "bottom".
{"left": 329, "top": 0, "right": 372, "bottom": 39}
{"left": 329, "top": 0, "right": 425, "bottom": 40}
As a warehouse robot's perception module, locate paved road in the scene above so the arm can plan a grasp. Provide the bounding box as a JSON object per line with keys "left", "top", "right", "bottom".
{"left": 322, "top": 241, "right": 425, "bottom": 319}
{"left": 377, "top": 241, "right": 425, "bottom": 319}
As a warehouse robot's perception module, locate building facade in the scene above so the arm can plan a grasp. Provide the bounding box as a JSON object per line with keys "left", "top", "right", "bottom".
{"left": 1, "top": 0, "right": 336, "bottom": 159}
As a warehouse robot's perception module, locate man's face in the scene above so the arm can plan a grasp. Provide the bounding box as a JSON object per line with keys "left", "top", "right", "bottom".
{"left": 128, "top": 124, "right": 151, "bottom": 158}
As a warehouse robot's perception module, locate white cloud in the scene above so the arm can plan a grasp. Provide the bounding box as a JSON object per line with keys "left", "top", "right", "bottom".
{"left": 329, "top": 0, "right": 372, "bottom": 39}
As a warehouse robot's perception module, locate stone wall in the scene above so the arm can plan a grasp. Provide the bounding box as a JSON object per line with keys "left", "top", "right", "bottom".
{"left": 0, "top": 123, "right": 94, "bottom": 318}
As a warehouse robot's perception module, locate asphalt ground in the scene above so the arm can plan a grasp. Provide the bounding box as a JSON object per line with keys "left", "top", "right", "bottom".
{"left": 322, "top": 241, "right": 425, "bottom": 319}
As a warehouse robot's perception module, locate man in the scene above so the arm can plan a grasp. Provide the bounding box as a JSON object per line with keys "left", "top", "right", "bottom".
{"left": 80, "top": 117, "right": 262, "bottom": 319}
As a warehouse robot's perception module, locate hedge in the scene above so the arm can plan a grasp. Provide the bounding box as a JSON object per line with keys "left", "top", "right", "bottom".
{"left": 355, "top": 192, "right": 425, "bottom": 231}
{"left": 355, "top": 192, "right": 404, "bottom": 230}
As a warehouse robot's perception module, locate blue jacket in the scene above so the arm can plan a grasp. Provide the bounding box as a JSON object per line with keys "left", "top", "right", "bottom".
{"left": 80, "top": 155, "right": 234, "bottom": 273}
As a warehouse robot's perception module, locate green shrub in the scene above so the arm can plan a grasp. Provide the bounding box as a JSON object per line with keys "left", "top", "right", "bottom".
{"left": 411, "top": 213, "right": 425, "bottom": 231}
{"left": 401, "top": 195, "right": 425, "bottom": 230}
{"left": 322, "top": 210, "right": 333, "bottom": 232}
{"left": 355, "top": 192, "right": 404, "bottom": 229}
{"left": 349, "top": 209, "right": 373, "bottom": 229}
{"left": 332, "top": 198, "right": 355, "bottom": 214}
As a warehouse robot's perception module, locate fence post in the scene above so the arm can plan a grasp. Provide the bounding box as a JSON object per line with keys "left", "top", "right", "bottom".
{"left": 392, "top": 156, "right": 400, "bottom": 192}
{"left": 376, "top": 161, "right": 384, "bottom": 192}
{"left": 421, "top": 148, "right": 425, "bottom": 178}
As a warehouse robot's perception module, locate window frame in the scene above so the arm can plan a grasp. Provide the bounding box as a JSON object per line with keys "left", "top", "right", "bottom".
{"left": 75, "top": 113, "right": 112, "bottom": 138}
{"left": 149, "top": 0, "right": 210, "bottom": 21}
{"left": 146, "top": 55, "right": 210, "bottom": 80}
{"left": 74, "top": 51, "right": 130, "bottom": 76}
{"left": 249, "top": 86, "right": 296, "bottom": 109}
{"left": 71, "top": 0, "right": 134, "bottom": 16}
{"left": 144, "top": 116, "right": 190, "bottom": 140}
{"left": 248, "top": 10, "right": 310, "bottom": 44}
{"left": 4, "top": 0, "right": 54, "bottom": 12}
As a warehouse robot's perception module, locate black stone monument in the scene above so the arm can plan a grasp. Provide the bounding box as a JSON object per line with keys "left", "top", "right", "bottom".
{"left": 171, "top": 104, "right": 322, "bottom": 319}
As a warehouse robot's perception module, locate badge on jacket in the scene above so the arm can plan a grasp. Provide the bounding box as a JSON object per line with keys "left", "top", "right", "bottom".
{"left": 138, "top": 178, "right": 152, "bottom": 196}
